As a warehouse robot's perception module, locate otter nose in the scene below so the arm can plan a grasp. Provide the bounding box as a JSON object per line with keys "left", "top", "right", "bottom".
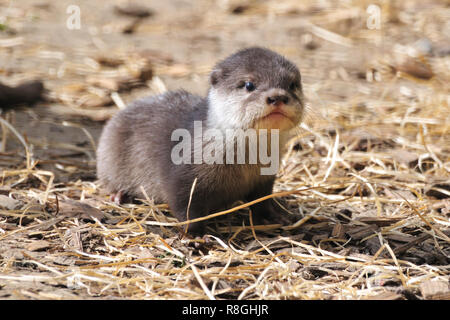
{"left": 267, "top": 95, "right": 289, "bottom": 106}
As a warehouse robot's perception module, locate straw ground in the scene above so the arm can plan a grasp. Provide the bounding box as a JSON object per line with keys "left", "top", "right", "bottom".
{"left": 0, "top": 0, "right": 449, "bottom": 299}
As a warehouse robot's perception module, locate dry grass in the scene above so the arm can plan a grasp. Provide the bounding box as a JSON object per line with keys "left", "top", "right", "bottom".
{"left": 0, "top": 0, "right": 449, "bottom": 300}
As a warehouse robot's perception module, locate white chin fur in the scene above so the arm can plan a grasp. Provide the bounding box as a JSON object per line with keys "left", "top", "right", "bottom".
{"left": 207, "top": 87, "right": 302, "bottom": 131}
{"left": 207, "top": 88, "right": 249, "bottom": 130}
{"left": 207, "top": 87, "right": 301, "bottom": 158}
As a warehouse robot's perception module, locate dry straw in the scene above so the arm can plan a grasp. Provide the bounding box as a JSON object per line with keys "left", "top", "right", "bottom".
{"left": 0, "top": 0, "right": 449, "bottom": 300}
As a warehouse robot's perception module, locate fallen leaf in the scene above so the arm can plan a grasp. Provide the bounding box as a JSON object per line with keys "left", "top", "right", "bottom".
{"left": 397, "top": 58, "right": 433, "bottom": 79}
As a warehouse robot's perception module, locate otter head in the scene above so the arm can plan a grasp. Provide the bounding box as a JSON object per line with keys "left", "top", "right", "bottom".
{"left": 207, "top": 47, "right": 304, "bottom": 132}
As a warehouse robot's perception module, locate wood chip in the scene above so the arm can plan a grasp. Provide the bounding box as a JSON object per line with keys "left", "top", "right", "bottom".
{"left": 79, "top": 95, "right": 113, "bottom": 108}
{"left": 425, "top": 183, "right": 450, "bottom": 199}
{"left": 385, "top": 233, "right": 416, "bottom": 242}
{"left": 346, "top": 225, "right": 378, "bottom": 240}
{"left": 355, "top": 217, "right": 404, "bottom": 227}
{"left": 86, "top": 76, "right": 121, "bottom": 92}
{"left": 390, "top": 149, "right": 419, "bottom": 165}
{"left": 0, "top": 194, "right": 21, "bottom": 210}
{"left": 364, "top": 237, "right": 382, "bottom": 255}
{"left": 95, "top": 56, "right": 124, "bottom": 68}
{"left": 331, "top": 222, "right": 346, "bottom": 238}
{"left": 383, "top": 188, "right": 417, "bottom": 201}
{"left": 46, "top": 104, "right": 117, "bottom": 121}
{"left": 26, "top": 240, "right": 51, "bottom": 252}
{"left": 86, "top": 66, "right": 152, "bottom": 93}
{"left": 365, "top": 291, "right": 404, "bottom": 300}
{"left": 49, "top": 255, "right": 77, "bottom": 266}
{"left": 114, "top": 4, "right": 153, "bottom": 18}
{"left": 123, "top": 18, "right": 144, "bottom": 34}
{"left": 57, "top": 199, "right": 105, "bottom": 221}
{"left": 397, "top": 58, "right": 433, "bottom": 80}
{"left": 420, "top": 280, "right": 450, "bottom": 300}
{"left": 138, "top": 49, "right": 174, "bottom": 65}
{"left": 393, "top": 233, "right": 432, "bottom": 255}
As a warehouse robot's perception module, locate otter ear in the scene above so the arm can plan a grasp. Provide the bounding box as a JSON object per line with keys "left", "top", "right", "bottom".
{"left": 210, "top": 69, "right": 222, "bottom": 87}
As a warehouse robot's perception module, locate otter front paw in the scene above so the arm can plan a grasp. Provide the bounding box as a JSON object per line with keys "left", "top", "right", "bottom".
{"left": 180, "top": 219, "right": 205, "bottom": 236}
{"left": 171, "top": 206, "right": 207, "bottom": 236}
{"left": 251, "top": 198, "right": 295, "bottom": 226}
{"left": 110, "top": 190, "right": 132, "bottom": 205}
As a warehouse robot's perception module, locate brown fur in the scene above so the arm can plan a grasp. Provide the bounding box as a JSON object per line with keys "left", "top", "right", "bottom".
{"left": 96, "top": 47, "right": 304, "bottom": 234}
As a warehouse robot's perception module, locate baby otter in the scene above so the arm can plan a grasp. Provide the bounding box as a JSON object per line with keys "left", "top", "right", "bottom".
{"left": 97, "top": 47, "right": 304, "bottom": 234}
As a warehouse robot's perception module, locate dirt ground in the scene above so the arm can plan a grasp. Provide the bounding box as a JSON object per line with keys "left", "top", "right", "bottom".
{"left": 0, "top": 0, "right": 449, "bottom": 300}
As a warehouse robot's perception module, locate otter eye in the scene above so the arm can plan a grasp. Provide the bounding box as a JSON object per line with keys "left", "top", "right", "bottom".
{"left": 245, "top": 81, "right": 255, "bottom": 92}
{"left": 289, "top": 82, "right": 298, "bottom": 91}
